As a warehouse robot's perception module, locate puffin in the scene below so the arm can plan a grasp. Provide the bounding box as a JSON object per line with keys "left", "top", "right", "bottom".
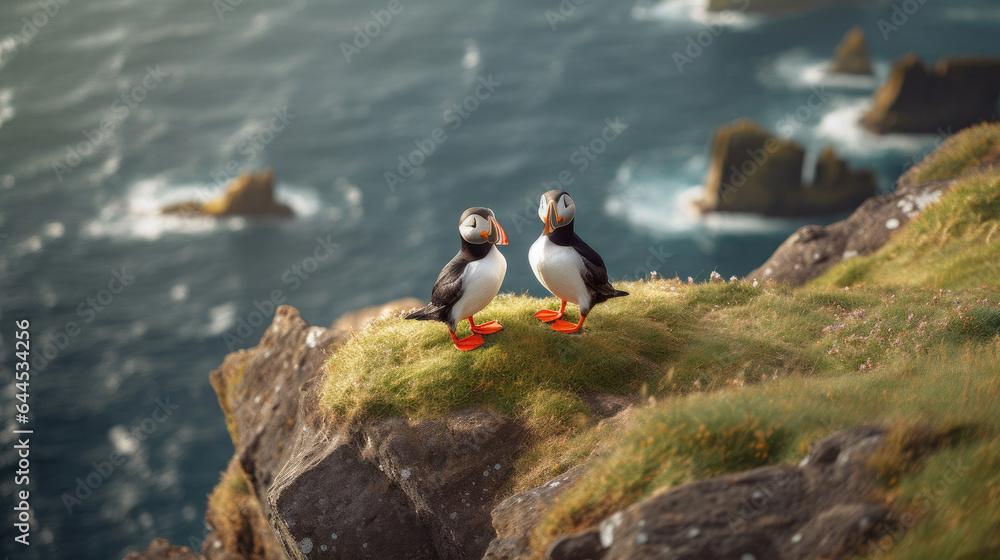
{"left": 528, "top": 190, "right": 627, "bottom": 333}
{"left": 406, "top": 207, "right": 509, "bottom": 351}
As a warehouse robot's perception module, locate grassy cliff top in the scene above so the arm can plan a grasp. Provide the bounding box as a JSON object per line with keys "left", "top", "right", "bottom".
{"left": 320, "top": 279, "right": 1000, "bottom": 557}
{"left": 319, "top": 123, "right": 1000, "bottom": 558}
{"left": 816, "top": 124, "right": 1000, "bottom": 290}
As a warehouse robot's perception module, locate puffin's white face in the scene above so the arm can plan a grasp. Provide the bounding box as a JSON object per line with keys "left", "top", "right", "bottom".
{"left": 459, "top": 211, "right": 508, "bottom": 245}
{"left": 460, "top": 213, "right": 491, "bottom": 244}
{"left": 538, "top": 192, "right": 575, "bottom": 234}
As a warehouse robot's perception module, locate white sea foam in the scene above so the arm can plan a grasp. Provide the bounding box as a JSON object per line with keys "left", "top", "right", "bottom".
{"left": 204, "top": 303, "right": 237, "bottom": 336}
{"left": 462, "top": 39, "right": 481, "bottom": 70}
{"left": 812, "top": 98, "right": 939, "bottom": 156}
{"left": 756, "top": 48, "right": 886, "bottom": 92}
{"left": 632, "top": 0, "right": 761, "bottom": 30}
{"left": 0, "top": 88, "right": 15, "bottom": 130}
{"left": 0, "top": 35, "right": 20, "bottom": 73}
{"left": 81, "top": 176, "right": 321, "bottom": 241}
{"left": 606, "top": 178, "right": 803, "bottom": 237}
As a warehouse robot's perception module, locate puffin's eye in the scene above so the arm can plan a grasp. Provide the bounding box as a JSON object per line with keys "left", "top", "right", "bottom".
{"left": 465, "top": 216, "right": 478, "bottom": 228}
{"left": 561, "top": 195, "right": 573, "bottom": 210}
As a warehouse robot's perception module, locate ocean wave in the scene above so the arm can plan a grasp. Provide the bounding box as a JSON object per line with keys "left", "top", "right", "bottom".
{"left": 68, "top": 26, "right": 128, "bottom": 50}
{"left": 757, "top": 48, "right": 887, "bottom": 91}
{"left": 811, "top": 98, "right": 939, "bottom": 157}
{"left": 632, "top": 0, "right": 761, "bottom": 30}
{"left": 80, "top": 176, "right": 321, "bottom": 241}
{"left": 606, "top": 178, "right": 803, "bottom": 237}
{"left": 0, "top": 35, "right": 20, "bottom": 73}
{"left": 0, "top": 87, "right": 14, "bottom": 130}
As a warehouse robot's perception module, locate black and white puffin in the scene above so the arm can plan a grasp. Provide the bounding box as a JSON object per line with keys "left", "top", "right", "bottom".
{"left": 406, "top": 207, "right": 509, "bottom": 351}
{"left": 528, "top": 190, "right": 627, "bottom": 333}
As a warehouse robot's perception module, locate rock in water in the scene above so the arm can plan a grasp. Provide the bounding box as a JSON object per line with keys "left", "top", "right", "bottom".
{"left": 830, "top": 27, "right": 873, "bottom": 75}
{"left": 161, "top": 170, "right": 294, "bottom": 217}
{"left": 861, "top": 54, "right": 1000, "bottom": 134}
{"left": 697, "top": 120, "right": 875, "bottom": 217}
{"left": 744, "top": 121, "right": 1000, "bottom": 286}
{"left": 697, "top": 120, "right": 804, "bottom": 215}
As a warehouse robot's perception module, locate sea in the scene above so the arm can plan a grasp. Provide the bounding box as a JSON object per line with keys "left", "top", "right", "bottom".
{"left": 1, "top": 0, "right": 998, "bottom": 557}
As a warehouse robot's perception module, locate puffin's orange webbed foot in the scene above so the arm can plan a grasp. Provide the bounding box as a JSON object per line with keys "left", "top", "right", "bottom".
{"left": 552, "top": 315, "right": 587, "bottom": 333}
{"left": 533, "top": 309, "right": 563, "bottom": 322}
{"left": 469, "top": 318, "right": 503, "bottom": 335}
{"left": 534, "top": 300, "right": 568, "bottom": 323}
{"left": 451, "top": 331, "right": 485, "bottom": 351}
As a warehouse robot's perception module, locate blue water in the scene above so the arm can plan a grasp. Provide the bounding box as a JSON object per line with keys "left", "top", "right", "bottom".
{"left": 1, "top": 0, "right": 998, "bottom": 557}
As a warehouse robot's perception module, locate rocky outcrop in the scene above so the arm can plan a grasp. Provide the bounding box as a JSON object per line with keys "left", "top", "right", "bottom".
{"left": 830, "top": 27, "right": 872, "bottom": 76}
{"left": 483, "top": 426, "right": 910, "bottom": 560}
{"left": 484, "top": 466, "right": 590, "bottom": 560}
{"left": 861, "top": 55, "right": 1000, "bottom": 134}
{"left": 707, "top": 0, "right": 858, "bottom": 14}
{"left": 746, "top": 177, "right": 954, "bottom": 286}
{"left": 697, "top": 120, "right": 876, "bottom": 217}
{"left": 125, "top": 295, "right": 955, "bottom": 560}
{"left": 162, "top": 170, "right": 294, "bottom": 218}
{"left": 207, "top": 303, "right": 527, "bottom": 560}
{"left": 543, "top": 427, "right": 892, "bottom": 560}
{"left": 268, "top": 400, "right": 524, "bottom": 560}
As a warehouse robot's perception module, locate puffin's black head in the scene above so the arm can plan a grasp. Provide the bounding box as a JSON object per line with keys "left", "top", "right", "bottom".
{"left": 459, "top": 207, "right": 508, "bottom": 245}
{"left": 538, "top": 190, "right": 576, "bottom": 235}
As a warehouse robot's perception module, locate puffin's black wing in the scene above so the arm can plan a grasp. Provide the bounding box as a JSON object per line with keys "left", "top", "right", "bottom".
{"left": 572, "top": 234, "right": 628, "bottom": 304}
{"left": 406, "top": 254, "right": 467, "bottom": 328}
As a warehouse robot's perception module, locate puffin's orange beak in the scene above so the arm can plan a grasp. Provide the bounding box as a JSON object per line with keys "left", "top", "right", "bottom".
{"left": 543, "top": 200, "right": 561, "bottom": 235}
{"left": 488, "top": 216, "right": 508, "bottom": 245}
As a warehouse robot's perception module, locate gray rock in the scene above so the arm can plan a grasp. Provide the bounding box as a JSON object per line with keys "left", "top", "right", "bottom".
{"left": 547, "top": 427, "right": 891, "bottom": 560}
{"left": 747, "top": 179, "right": 955, "bottom": 286}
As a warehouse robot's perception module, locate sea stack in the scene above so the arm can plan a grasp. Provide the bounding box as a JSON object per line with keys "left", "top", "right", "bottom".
{"left": 861, "top": 54, "right": 1000, "bottom": 134}
{"left": 830, "top": 27, "right": 873, "bottom": 76}
{"left": 696, "top": 120, "right": 876, "bottom": 217}
{"left": 161, "top": 170, "right": 294, "bottom": 218}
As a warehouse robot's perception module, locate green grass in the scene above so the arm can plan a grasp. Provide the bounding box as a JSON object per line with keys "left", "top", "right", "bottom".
{"left": 536, "top": 343, "right": 1000, "bottom": 559}
{"left": 320, "top": 280, "right": 1000, "bottom": 558}
{"left": 815, "top": 171, "right": 1000, "bottom": 290}
{"left": 899, "top": 123, "right": 1000, "bottom": 187}
{"left": 316, "top": 123, "right": 1000, "bottom": 559}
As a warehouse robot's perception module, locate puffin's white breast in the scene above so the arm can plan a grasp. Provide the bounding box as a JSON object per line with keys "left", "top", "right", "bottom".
{"left": 451, "top": 245, "right": 507, "bottom": 323}
{"left": 528, "top": 235, "right": 590, "bottom": 309}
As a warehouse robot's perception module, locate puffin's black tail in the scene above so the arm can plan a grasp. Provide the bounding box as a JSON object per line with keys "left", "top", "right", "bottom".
{"left": 405, "top": 304, "right": 444, "bottom": 322}
{"left": 612, "top": 289, "right": 629, "bottom": 298}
